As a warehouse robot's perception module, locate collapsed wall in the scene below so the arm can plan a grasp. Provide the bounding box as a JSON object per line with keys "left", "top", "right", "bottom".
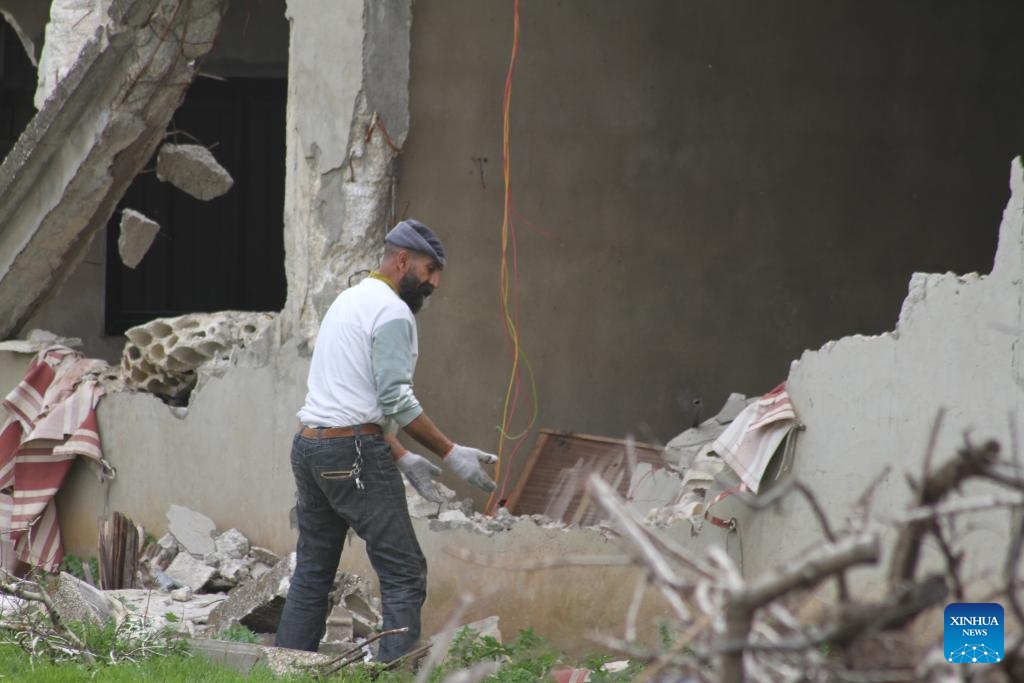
{"left": 736, "top": 158, "right": 1024, "bottom": 594}
{"left": 0, "top": 0, "right": 229, "bottom": 341}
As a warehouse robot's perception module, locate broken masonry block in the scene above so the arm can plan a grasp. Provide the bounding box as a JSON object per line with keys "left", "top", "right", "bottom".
{"left": 117, "top": 209, "right": 160, "bottom": 268}
{"left": 164, "top": 551, "right": 217, "bottom": 592}
{"left": 45, "top": 572, "right": 126, "bottom": 627}
{"left": 167, "top": 504, "right": 217, "bottom": 556}
{"left": 121, "top": 311, "right": 273, "bottom": 402}
{"left": 207, "top": 552, "right": 298, "bottom": 634}
{"left": 156, "top": 143, "right": 234, "bottom": 201}
{"left": 214, "top": 528, "right": 251, "bottom": 560}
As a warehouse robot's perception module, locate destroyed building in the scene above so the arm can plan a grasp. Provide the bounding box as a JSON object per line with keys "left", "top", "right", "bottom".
{"left": 1, "top": 0, "right": 1024, "bottom": 656}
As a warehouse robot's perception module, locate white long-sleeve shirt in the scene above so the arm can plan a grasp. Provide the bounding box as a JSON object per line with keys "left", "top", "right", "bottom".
{"left": 297, "top": 277, "right": 423, "bottom": 429}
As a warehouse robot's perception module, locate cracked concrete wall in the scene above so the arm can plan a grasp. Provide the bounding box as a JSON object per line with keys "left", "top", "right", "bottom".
{"left": 281, "top": 0, "right": 411, "bottom": 345}
{"left": 737, "top": 158, "right": 1024, "bottom": 596}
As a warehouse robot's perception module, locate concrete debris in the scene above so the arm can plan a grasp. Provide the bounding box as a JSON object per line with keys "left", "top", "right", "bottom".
{"left": 35, "top": 0, "right": 113, "bottom": 109}
{"left": 156, "top": 144, "right": 234, "bottom": 201}
{"left": 207, "top": 552, "right": 297, "bottom": 633}
{"left": 121, "top": 311, "right": 273, "bottom": 401}
{"left": 647, "top": 393, "right": 755, "bottom": 529}
{"left": 405, "top": 481, "right": 473, "bottom": 519}
{"left": 164, "top": 551, "right": 217, "bottom": 592}
{"left": 45, "top": 572, "right": 126, "bottom": 627}
{"left": 0, "top": 0, "right": 229, "bottom": 340}
{"left": 167, "top": 504, "right": 217, "bottom": 556}
{"left": 108, "top": 589, "right": 227, "bottom": 633}
{"left": 328, "top": 572, "right": 380, "bottom": 639}
{"left": 0, "top": 329, "right": 83, "bottom": 353}
{"left": 117, "top": 209, "right": 160, "bottom": 268}
{"left": 214, "top": 529, "right": 251, "bottom": 560}
{"left": 250, "top": 546, "right": 280, "bottom": 566}
{"left": 189, "top": 638, "right": 347, "bottom": 677}
{"left": 171, "top": 586, "right": 194, "bottom": 602}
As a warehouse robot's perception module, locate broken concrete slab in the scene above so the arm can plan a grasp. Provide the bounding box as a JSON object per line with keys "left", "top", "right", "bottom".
{"left": 117, "top": 208, "right": 160, "bottom": 268}
{"left": 0, "top": 0, "right": 230, "bottom": 340}
{"left": 156, "top": 143, "right": 234, "bottom": 201}
{"left": 207, "top": 552, "right": 296, "bottom": 634}
{"left": 214, "top": 528, "right": 250, "bottom": 560}
{"left": 167, "top": 504, "right": 217, "bottom": 556}
{"left": 164, "top": 551, "right": 217, "bottom": 592}
{"left": 45, "top": 571, "right": 125, "bottom": 626}
{"left": 108, "top": 589, "right": 227, "bottom": 632}
{"left": 329, "top": 572, "right": 380, "bottom": 638}
{"left": 250, "top": 546, "right": 280, "bottom": 566}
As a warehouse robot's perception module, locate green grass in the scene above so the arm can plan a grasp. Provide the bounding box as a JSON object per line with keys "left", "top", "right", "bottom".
{"left": 0, "top": 643, "right": 295, "bottom": 681}
{"left": 0, "top": 625, "right": 643, "bottom": 682}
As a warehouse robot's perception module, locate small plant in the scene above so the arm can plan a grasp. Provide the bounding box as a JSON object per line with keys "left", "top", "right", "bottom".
{"left": 218, "top": 623, "right": 259, "bottom": 644}
{"left": 58, "top": 554, "right": 100, "bottom": 584}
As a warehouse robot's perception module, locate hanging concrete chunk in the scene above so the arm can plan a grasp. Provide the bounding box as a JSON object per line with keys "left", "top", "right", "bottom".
{"left": 117, "top": 209, "right": 160, "bottom": 268}
{"left": 156, "top": 144, "right": 234, "bottom": 201}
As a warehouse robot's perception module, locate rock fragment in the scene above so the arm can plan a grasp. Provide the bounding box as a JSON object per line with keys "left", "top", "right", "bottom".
{"left": 167, "top": 504, "right": 217, "bottom": 556}
{"left": 45, "top": 572, "right": 125, "bottom": 626}
{"left": 215, "top": 529, "right": 250, "bottom": 560}
{"left": 165, "top": 552, "right": 217, "bottom": 591}
{"left": 156, "top": 143, "right": 233, "bottom": 200}
{"left": 207, "top": 553, "right": 297, "bottom": 633}
{"left": 117, "top": 209, "right": 160, "bottom": 268}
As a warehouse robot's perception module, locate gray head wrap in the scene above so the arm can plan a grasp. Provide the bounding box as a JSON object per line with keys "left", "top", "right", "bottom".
{"left": 384, "top": 219, "right": 446, "bottom": 268}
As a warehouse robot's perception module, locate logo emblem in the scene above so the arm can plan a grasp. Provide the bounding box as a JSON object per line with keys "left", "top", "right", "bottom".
{"left": 944, "top": 603, "right": 1003, "bottom": 664}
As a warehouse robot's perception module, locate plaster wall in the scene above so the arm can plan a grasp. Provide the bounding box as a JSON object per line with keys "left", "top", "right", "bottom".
{"left": 736, "top": 158, "right": 1024, "bottom": 596}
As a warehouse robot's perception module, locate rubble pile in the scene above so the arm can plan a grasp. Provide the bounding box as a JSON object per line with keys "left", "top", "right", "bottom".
{"left": 140, "top": 508, "right": 280, "bottom": 595}
{"left": 405, "top": 481, "right": 568, "bottom": 535}
{"left": 129, "top": 505, "right": 381, "bottom": 646}
{"left": 121, "top": 311, "right": 273, "bottom": 401}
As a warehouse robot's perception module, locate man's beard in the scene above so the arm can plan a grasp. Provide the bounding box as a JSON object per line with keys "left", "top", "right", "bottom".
{"left": 398, "top": 271, "right": 434, "bottom": 314}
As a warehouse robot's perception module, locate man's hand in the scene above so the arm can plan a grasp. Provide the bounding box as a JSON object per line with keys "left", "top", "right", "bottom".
{"left": 395, "top": 452, "right": 445, "bottom": 503}
{"left": 444, "top": 445, "right": 498, "bottom": 492}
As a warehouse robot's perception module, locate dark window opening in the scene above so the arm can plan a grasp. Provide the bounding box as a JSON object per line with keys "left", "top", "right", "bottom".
{"left": 0, "top": 21, "right": 37, "bottom": 163}
{"left": 104, "top": 77, "right": 287, "bottom": 335}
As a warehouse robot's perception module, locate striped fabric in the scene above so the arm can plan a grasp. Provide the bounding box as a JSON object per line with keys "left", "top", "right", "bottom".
{"left": 712, "top": 382, "right": 798, "bottom": 494}
{"left": 0, "top": 346, "right": 113, "bottom": 571}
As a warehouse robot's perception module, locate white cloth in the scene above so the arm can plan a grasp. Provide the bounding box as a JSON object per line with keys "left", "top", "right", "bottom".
{"left": 711, "top": 384, "right": 797, "bottom": 493}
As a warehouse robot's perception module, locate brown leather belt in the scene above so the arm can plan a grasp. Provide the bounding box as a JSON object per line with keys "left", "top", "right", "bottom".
{"left": 298, "top": 423, "right": 382, "bottom": 439}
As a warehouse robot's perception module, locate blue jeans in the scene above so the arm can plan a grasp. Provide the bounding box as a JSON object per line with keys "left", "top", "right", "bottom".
{"left": 274, "top": 431, "right": 427, "bottom": 662}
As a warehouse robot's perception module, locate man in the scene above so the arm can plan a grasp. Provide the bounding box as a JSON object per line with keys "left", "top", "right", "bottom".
{"left": 274, "top": 219, "right": 498, "bottom": 662}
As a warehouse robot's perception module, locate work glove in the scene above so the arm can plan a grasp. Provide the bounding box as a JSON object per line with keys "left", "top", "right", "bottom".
{"left": 444, "top": 444, "right": 498, "bottom": 493}
{"left": 396, "top": 452, "right": 445, "bottom": 504}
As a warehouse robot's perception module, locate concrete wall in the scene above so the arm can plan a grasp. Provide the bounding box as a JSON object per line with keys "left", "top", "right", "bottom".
{"left": 399, "top": 1, "right": 1024, "bottom": 499}
{"left": 738, "top": 158, "right": 1024, "bottom": 596}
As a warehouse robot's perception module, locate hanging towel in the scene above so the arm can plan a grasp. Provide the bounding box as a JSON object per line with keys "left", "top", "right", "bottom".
{"left": 711, "top": 383, "right": 798, "bottom": 494}
{"left": 0, "top": 346, "right": 113, "bottom": 571}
